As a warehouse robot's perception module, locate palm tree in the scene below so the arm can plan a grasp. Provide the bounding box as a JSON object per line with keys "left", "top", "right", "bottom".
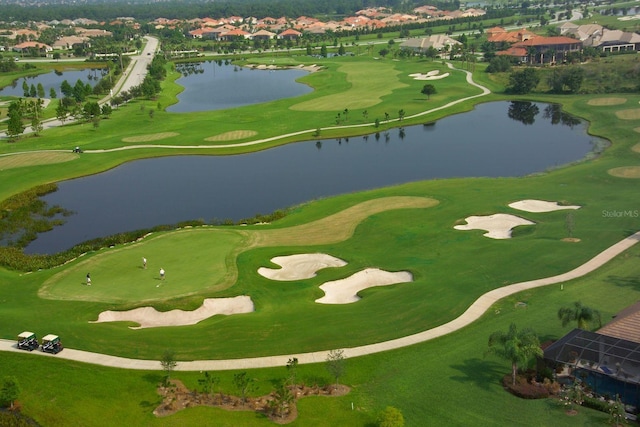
{"left": 487, "top": 323, "right": 543, "bottom": 385}
{"left": 558, "top": 301, "right": 601, "bottom": 330}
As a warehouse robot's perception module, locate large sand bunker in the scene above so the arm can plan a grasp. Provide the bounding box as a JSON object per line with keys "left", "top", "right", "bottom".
{"left": 91, "top": 296, "right": 254, "bottom": 329}
{"left": 454, "top": 214, "right": 535, "bottom": 239}
{"left": 315, "top": 268, "right": 413, "bottom": 304}
{"left": 258, "top": 253, "right": 347, "bottom": 281}
{"left": 508, "top": 199, "right": 581, "bottom": 213}
{"left": 409, "top": 70, "right": 450, "bottom": 80}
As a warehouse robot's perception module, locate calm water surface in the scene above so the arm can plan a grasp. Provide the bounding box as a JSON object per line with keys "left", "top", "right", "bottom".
{"left": 167, "top": 61, "right": 313, "bottom": 112}
{"left": 26, "top": 101, "right": 603, "bottom": 254}
{"left": 0, "top": 68, "right": 103, "bottom": 98}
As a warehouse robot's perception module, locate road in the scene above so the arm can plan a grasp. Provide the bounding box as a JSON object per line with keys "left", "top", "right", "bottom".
{"left": 0, "top": 35, "right": 158, "bottom": 139}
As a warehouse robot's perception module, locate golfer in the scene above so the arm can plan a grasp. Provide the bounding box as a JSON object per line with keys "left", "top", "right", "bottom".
{"left": 159, "top": 268, "right": 165, "bottom": 280}
{"left": 86, "top": 273, "right": 91, "bottom": 286}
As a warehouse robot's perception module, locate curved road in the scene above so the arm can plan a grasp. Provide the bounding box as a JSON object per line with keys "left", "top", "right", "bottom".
{"left": 1, "top": 231, "right": 638, "bottom": 370}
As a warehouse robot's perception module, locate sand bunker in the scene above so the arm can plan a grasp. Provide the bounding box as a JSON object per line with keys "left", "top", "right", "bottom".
{"left": 608, "top": 166, "right": 640, "bottom": 179}
{"left": 258, "top": 253, "right": 347, "bottom": 281}
{"left": 91, "top": 296, "right": 254, "bottom": 329}
{"left": 454, "top": 214, "right": 535, "bottom": 239}
{"left": 0, "top": 151, "right": 77, "bottom": 170}
{"left": 632, "top": 143, "right": 640, "bottom": 153}
{"left": 204, "top": 130, "right": 258, "bottom": 142}
{"left": 122, "top": 132, "right": 179, "bottom": 143}
{"left": 315, "top": 268, "right": 413, "bottom": 304}
{"left": 409, "top": 71, "right": 450, "bottom": 80}
{"left": 587, "top": 97, "right": 626, "bottom": 106}
{"left": 508, "top": 199, "right": 581, "bottom": 213}
{"left": 615, "top": 109, "right": 640, "bottom": 120}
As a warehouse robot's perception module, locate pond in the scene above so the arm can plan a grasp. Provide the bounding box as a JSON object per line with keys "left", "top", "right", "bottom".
{"left": 0, "top": 68, "right": 104, "bottom": 98}
{"left": 167, "top": 61, "right": 313, "bottom": 113}
{"left": 25, "top": 101, "right": 605, "bottom": 254}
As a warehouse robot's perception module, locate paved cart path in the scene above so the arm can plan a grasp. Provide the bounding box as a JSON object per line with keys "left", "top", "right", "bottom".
{"left": 1, "top": 231, "right": 638, "bottom": 371}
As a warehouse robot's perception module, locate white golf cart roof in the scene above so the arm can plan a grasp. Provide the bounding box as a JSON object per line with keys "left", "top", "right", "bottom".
{"left": 42, "top": 334, "right": 59, "bottom": 341}
{"left": 18, "top": 331, "right": 35, "bottom": 338}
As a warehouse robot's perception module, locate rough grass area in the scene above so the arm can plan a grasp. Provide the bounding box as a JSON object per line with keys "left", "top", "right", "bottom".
{"left": 0, "top": 151, "right": 78, "bottom": 170}
{"left": 204, "top": 130, "right": 258, "bottom": 141}
{"left": 615, "top": 108, "right": 640, "bottom": 120}
{"left": 122, "top": 132, "right": 179, "bottom": 142}
{"left": 586, "top": 97, "right": 626, "bottom": 106}
{"left": 633, "top": 143, "right": 640, "bottom": 153}
{"left": 608, "top": 166, "right": 640, "bottom": 178}
{"left": 290, "top": 61, "right": 406, "bottom": 111}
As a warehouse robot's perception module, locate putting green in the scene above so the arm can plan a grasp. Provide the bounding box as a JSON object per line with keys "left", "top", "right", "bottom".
{"left": 37, "top": 196, "right": 436, "bottom": 304}
{"left": 0, "top": 151, "right": 78, "bottom": 170}
{"left": 290, "top": 61, "right": 407, "bottom": 111}
{"left": 39, "top": 228, "right": 249, "bottom": 303}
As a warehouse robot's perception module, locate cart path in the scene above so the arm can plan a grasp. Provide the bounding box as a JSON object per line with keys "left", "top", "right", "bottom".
{"left": 1, "top": 230, "right": 638, "bottom": 371}
{"left": 0, "top": 62, "right": 488, "bottom": 149}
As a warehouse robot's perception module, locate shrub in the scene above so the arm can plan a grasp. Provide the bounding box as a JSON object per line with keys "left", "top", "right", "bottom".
{"left": 502, "top": 374, "right": 550, "bottom": 399}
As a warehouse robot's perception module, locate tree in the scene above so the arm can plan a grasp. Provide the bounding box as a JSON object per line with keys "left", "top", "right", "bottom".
{"left": 0, "top": 376, "right": 20, "bottom": 410}
{"left": 101, "top": 103, "right": 112, "bottom": 118}
{"left": 233, "top": 371, "right": 256, "bottom": 404}
{"left": 269, "top": 379, "right": 293, "bottom": 419}
{"left": 198, "top": 372, "right": 219, "bottom": 400}
{"left": 286, "top": 357, "right": 298, "bottom": 386}
{"left": 6, "top": 100, "right": 24, "bottom": 140}
{"left": 49, "top": 87, "right": 57, "bottom": 99}
{"left": 377, "top": 406, "right": 405, "bottom": 427}
{"left": 398, "top": 109, "right": 405, "bottom": 120}
{"left": 565, "top": 212, "right": 575, "bottom": 238}
{"left": 558, "top": 301, "right": 601, "bottom": 330}
{"left": 60, "top": 79, "right": 73, "bottom": 98}
{"left": 486, "top": 323, "right": 543, "bottom": 385}
{"left": 55, "top": 101, "right": 68, "bottom": 124}
{"left": 507, "top": 68, "right": 540, "bottom": 94}
{"left": 421, "top": 84, "right": 436, "bottom": 100}
{"left": 160, "top": 350, "right": 177, "bottom": 385}
{"left": 325, "top": 349, "right": 345, "bottom": 389}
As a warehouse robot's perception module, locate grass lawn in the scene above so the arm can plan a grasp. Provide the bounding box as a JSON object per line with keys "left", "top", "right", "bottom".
{"left": 0, "top": 52, "right": 639, "bottom": 425}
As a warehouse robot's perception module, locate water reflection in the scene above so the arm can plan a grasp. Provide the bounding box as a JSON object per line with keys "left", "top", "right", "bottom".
{"left": 23, "top": 101, "right": 604, "bottom": 254}
{"left": 167, "top": 61, "right": 313, "bottom": 112}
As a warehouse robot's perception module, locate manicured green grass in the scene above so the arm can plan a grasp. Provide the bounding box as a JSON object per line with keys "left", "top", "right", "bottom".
{"left": 0, "top": 52, "right": 639, "bottom": 426}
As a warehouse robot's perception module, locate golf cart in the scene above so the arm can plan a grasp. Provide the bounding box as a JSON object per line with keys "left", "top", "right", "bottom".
{"left": 17, "top": 331, "right": 39, "bottom": 351}
{"left": 41, "top": 334, "right": 63, "bottom": 354}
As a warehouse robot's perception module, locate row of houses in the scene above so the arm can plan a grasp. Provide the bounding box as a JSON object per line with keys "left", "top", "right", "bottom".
{"left": 490, "top": 24, "right": 640, "bottom": 64}
{"left": 173, "top": 6, "right": 486, "bottom": 40}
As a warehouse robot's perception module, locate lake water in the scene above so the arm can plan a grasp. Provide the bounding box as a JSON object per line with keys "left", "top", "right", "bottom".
{"left": 0, "top": 68, "right": 104, "bottom": 98}
{"left": 25, "top": 101, "right": 604, "bottom": 254}
{"left": 167, "top": 61, "right": 313, "bottom": 112}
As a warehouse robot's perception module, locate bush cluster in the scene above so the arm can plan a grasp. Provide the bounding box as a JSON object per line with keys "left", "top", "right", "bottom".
{"left": 502, "top": 374, "right": 550, "bottom": 399}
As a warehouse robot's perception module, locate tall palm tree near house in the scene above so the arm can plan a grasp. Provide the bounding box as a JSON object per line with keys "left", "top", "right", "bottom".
{"left": 487, "top": 323, "right": 543, "bottom": 385}
{"left": 558, "top": 301, "right": 602, "bottom": 330}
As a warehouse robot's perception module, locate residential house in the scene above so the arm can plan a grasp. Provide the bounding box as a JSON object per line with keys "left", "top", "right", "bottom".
{"left": 497, "top": 36, "right": 582, "bottom": 64}
{"left": 400, "top": 34, "right": 461, "bottom": 54}
{"left": 544, "top": 301, "right": 640, "bottom": 412}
